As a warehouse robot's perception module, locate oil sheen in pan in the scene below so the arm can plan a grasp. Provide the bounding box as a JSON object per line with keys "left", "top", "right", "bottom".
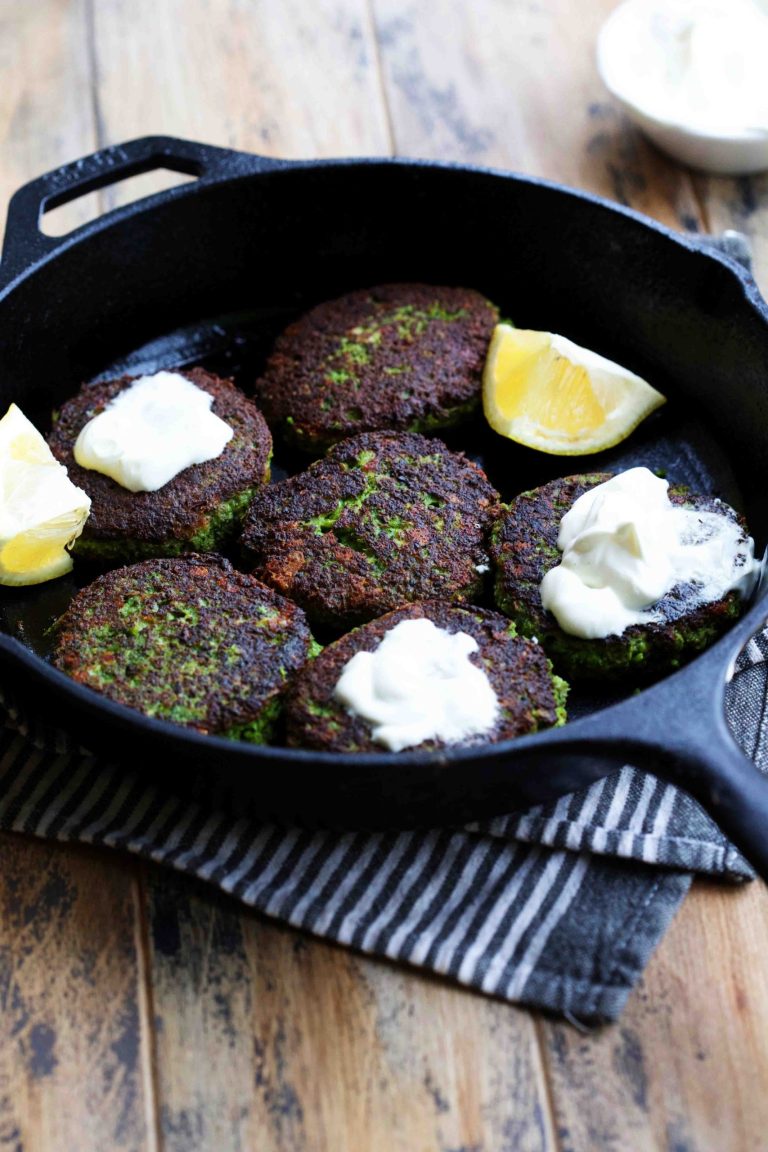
{"left": 0, "top": 301, "right": 750, "bottom": 729}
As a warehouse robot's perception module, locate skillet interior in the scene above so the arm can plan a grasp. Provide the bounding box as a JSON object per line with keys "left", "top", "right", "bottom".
{"left": 1, "top": 157, "right": 768, "bottom": 825}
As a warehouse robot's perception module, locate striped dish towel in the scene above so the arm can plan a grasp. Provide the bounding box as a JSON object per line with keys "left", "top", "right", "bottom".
{"left": 0, "top": 638, "right": 763, "bottom": 1025}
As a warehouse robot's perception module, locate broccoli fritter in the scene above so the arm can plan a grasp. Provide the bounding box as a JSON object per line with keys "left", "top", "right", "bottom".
{"left": 240, "top": 431, "right": 501, "bottom": 630}
{"left": 490, "top": 472, "right": 751, "bottom": 680}
{"left": 47, "top": 367, "right": 272, "bottom": 563}
{"left": 284, "top": 600, "right": 567, "bottom": 753}
{"left": 52, "top": 555, "right": 318, "bottom": 741}
{"left": 254, "top": 283, "right": 499, "bottom": 452}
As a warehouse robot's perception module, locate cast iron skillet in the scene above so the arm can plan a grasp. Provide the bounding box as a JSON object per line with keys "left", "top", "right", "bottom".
{"left": 2, "top": 135, "right": 768, "bottom": 875}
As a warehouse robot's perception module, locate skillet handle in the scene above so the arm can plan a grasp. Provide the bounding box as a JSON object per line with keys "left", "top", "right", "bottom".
{"left": 520, "top": 624, "right": 768, "bottom": 880}
{"left": 0, "top": 134, "right": 285, "bottom": 284}
{"left": 692, "top": 228, "right": 768, "bottom": 312}
{"left": 696, "top": 229, "right": 754, "bottom": 275}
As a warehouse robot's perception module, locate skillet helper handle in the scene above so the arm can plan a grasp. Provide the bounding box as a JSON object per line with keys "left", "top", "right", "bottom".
{"left": 693, "top": 227, "right": 768, "bottom": 309}
{"left": 529, "top": 637, "right": 768, "bottom": 881}
{"left": 0, "top": 135, "right": 284, "bottom": 283}
{"left": 696, "top": 229, "right": 754, "bottom": 275}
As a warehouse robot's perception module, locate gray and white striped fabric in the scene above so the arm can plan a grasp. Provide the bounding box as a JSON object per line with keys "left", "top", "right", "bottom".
{"left": 0, "top": 637, "right": 764, "bottom": 1024}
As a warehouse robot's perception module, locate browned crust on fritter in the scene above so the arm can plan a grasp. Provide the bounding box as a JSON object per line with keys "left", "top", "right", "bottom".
{"left": 52, "top": 555, "right": 313, "bottom": 737}
{"left": 47, "top": 368, "right": 272, "bottom": 547}
{"left": 489, "top": 472, "right": 749, "bottom": 679}
{"left": 253, "top": 283, "right": 498, "bottom": 448}
{"left": 239, "top": 431, "right": 501, "bottom": 630}
{"left": 284, "top": 600, "right": 561, "bottom": 753}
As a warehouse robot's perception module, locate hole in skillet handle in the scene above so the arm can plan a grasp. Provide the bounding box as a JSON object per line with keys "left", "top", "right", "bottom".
{"left": 40, "top": 167, "right": 199, "bottom": 237}
{"left": 0, "top": 135, "right": 286, "bottom": 284}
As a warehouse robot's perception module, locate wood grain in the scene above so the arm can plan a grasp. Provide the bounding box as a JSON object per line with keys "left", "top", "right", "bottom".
{"left": 0, "top": 0, "right": 96, "bottom": 238}
{"left": 142, "top": 868, "right": 556, "bottom": 1152}
{"left": 0, "top": 8, "right": 158, "bottom": 1149}
{"left": 540, "top": 879, "right": 768, "bottom": 1152}
{"left": 0, "top": 834, "right": 155, "bottom": 1152}
{"left": 371, "top": 0, "right": 704, "bottom": 231}
{"left": 88, "top": 0, "right": 390, "bottom": 213}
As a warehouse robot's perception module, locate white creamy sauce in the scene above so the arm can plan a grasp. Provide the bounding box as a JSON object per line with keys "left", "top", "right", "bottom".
{"left": 540, "top": 467, "right": 759, "bottom": 640}
{"left": 74, "top": 371, "right": 234, "bottom": 492}
{"left": 601, "top": 0, "right": 768, "bottom": 134}
{"left": 332, "top": 617, "right": 500, "bottom": 752}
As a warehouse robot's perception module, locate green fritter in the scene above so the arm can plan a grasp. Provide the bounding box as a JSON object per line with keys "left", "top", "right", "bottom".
{"left": 239, "top": 431, "right": 501, "bottom": 630}
{"left": 52, "top": 555, "right": 318, "bottom": 742}
{"left": 47, "top": 367, "right": 273, "bottom": 564}
{"left": 490, "top": 472, "right": 752, "bottom": 681}
{"left": 284, "top": 600, "right": 568, "bottom": 754}
{"left": 254, "top": 283, "right": 499, "bottom": 452}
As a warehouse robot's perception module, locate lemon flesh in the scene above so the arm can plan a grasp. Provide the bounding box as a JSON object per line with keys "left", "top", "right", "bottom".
{"left": 482, "top": 325, "right": 667, "bottom": 454}
{"left": 0, "top": 403, "right": 91, "bottom": 585}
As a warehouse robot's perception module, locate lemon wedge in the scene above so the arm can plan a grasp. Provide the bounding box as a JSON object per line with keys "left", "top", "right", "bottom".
{"left": 482, "top": 324, "right": 666, "bottom": 454}
{"left": 0, "top": 403, "right": 91, "bottom": 585}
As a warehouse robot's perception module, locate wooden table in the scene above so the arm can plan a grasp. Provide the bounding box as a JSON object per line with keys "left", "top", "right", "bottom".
{"left": 2, "top": 2, "right": 768, "bottom": 1149}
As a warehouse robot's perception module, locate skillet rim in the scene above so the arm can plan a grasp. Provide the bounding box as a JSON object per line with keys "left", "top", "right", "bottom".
{"left": 2, "top": 143, "right": 767, "bottom": 320}
{"left": 0, "top": 140, "right": 767, "bottom": 773}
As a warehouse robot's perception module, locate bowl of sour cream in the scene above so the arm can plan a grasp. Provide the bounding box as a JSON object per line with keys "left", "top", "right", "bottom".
{"left": 596, "top": 0, "right": 768, "bottom": 174}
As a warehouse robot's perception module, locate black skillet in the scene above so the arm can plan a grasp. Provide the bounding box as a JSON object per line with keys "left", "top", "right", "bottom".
{"left": 3, "top": 135, "right": 768, "bottom": 875}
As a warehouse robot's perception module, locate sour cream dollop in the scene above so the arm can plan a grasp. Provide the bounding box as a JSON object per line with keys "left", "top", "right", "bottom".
{"left": 540, "top": 467, "right": 759, "bottom": 640}
{"left": 74, "top": 371, "right": 234, "bottom": 492}
{"left": 598, "top": 0, "right": 768, "bottom": 135}
{"left": 333, "top": 617, "right": 500, "bottom": 752}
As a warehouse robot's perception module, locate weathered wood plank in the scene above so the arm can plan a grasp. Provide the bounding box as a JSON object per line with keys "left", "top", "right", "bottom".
{"left": 540, "top": 879, "right": 768, "bottom": 1152}
{"left": 0, "top": 6, "right": 158, "bottom": 1150}
{"left": 372, "top": 0, "right": 704, "bottom": 231}
{"left": 142, "top": 867, "right": 556, "bottom": 1152}
{"left": 0, "top": 0, "right": 96, "bottom": 239}
{"left": 0, "top": 833, "right": 156, "bottom": 1152}
{"left": 88, "top": 0, "right": 391, "bottom": 214}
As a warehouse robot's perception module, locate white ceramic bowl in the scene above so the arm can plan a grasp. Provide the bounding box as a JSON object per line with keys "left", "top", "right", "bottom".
{"left": 596, "top": 1, "right": 768, "bottom": 175}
